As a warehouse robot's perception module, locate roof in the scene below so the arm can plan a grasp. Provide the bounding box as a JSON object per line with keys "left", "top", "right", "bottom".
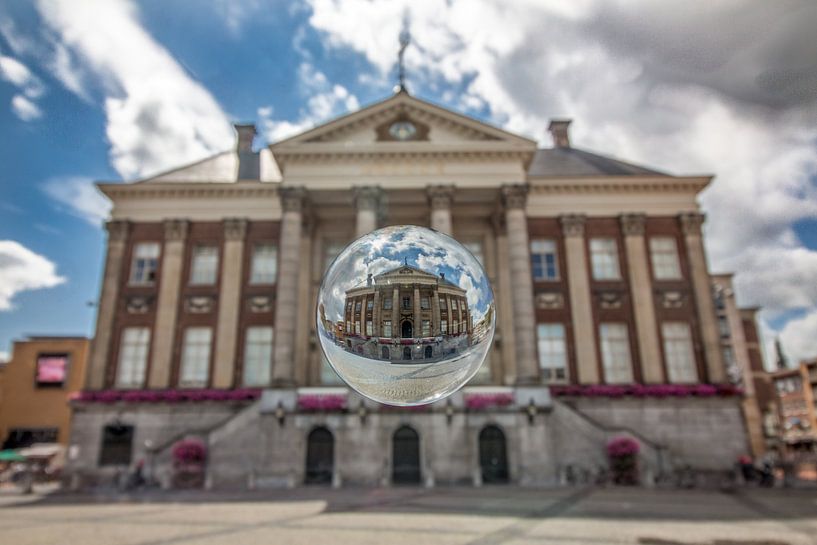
{"left": 527, "top": 147, "right": 667, "bottom": 177}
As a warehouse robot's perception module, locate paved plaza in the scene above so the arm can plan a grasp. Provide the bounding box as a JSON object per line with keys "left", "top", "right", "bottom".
{"left": 1, "top": 486, "right": 816, "bottom": 545}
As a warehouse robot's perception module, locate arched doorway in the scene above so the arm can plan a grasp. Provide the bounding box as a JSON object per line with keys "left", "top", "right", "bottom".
{"left": 424, "top": 345, "right": 433, "bottom": 359}
{"left": 381, "top": 346, "right": 390, "bottom": 359}
{"left": 403, "top": 346, "right": 412, "bottom": 360}
{"left": 392, "top": 426, "right": 421, "bottom": 485}
{"left": 401, "top": 320, "right": 413, "bottom": 338}
{"left": 479, "top": 425, "right": 509, "bottom": 484}
{"left": 305, "top": 427, "right": 334, "bottom": 485}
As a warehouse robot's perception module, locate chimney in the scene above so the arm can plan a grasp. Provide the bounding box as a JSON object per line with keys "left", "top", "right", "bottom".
{"left": 235, "top": 123, "right": 256, "bottom": 153}
{"left": 548, "top": 119, "right": 572, "bottom": 148}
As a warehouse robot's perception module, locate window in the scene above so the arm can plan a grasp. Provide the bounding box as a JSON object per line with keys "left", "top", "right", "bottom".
{"left": 2, "top": 428, "right": 58, "bottom": 450}
{"left": 464, "top": 241, "right": 484, "bottom": 266}
{"left": 250, "top": 244, "right": 277, "bottom": 284}
{"left": 422, "top": 320, "right": 431, "bottom": 336}
{"left": 366, "top": 299, "right": 373, "bottom": 311}
{"left": 383, "top": 320, "right": 392, "bottom": 337}
{"left": 439, "top": 297, "right": 447, "bottom": 310}
{"left": 649, "top": 237, "right": 681, "bottom": 280}
{"left": 323, "top": 240, "right": 346, "bottom": 272}
{"left": 355, "top": 301, "right": 362, "bottom": 312}
{"left": 98, "top": 424, "right": 134, "bottom": 466}
{"left": 662, "top": 323, "right": 698, "bottom": 383}
{"left": 451, "top": 299, "right": 458, "bottom": 311}
{"left": 383, "top": 297, "right": 392, "bottom": 310}
{"left": 243, "top": 327, "right": 273, "bottom": 387}
{"left": 381, "top": 346, "right": 390, "bottom": 359}
{"left": 35, "top": 354, "right": 68, "bottom": 388}
{"left": 536, "top": 324, "right": 567, "bottom": 381}
{"left": 718, "top": 316, "right": 731, "bottom": 338}
{"left": 441, "top": 319, "right": 448, "bottom": 334}
{"left": 424, "top": 345, "right": 433, "bottom": 359}
{"left": 421, "top": 296, "right": 430, "bottom": 310}
{"left": 116, "top": 328, "right": 150, "bottom": 388}
{"left": 346, "top": 321, "right": 351, "bottom": 333}
{"left": 366, "top": 320, "right": 373, "bottom": 336}
{"left": 403, "top": 346, "right": 412, "bottom": 360}
{"left": 179, "top": 327, "right": 212, "bottom": 388}
{"left": 402, "top": 296, "right": 411, "bottom": 310}
{"left": 355, "top": 321, "right": 361, "bottom": 335}
{"left": 531, "top": 239, "right": 558, "bottom": 280}
{"left": 600, "top": 323, "right": 633, "bottom": 383}
{"left": 130, "top": 242, "right": 160, "bottom": 285}
{"left": 590, "top": 238, "right": 620, "bottom": 280}
{"left": 189, "top": 245, "right": 218, "bottom": 285}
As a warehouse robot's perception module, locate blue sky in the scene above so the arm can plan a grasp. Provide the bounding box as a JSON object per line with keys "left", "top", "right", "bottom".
{"left": 1, "top": 1, "right": 817, "bottom": 367}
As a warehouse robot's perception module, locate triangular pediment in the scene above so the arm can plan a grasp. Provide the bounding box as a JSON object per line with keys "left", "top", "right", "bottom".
{"left": 270, "top": 92, "right": 536, "bottom": 149}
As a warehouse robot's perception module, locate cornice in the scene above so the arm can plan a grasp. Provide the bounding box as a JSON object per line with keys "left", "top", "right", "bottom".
{"left": 529, "top": 176, "right": 711, "bottom": 195}
{"left": 98, "top": 181, "right": 280, "bottom": 201}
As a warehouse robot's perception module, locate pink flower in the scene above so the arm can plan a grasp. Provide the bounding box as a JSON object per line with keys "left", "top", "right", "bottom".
{"left": 172, "top": 439, "right": 207, "bottom": 465}
{"left": 465, "top": 393, "right": 514, "bottom": 409}
{"left": 298, "top": 394, "right": 347, "bottom": 411}
{"left": 607, "top": 436, "right": 640, "bottom": 457}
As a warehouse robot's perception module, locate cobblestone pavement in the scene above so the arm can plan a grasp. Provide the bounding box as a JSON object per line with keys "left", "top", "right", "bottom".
{"left": 1, "top": 486, "right": 816, "bottom": 545}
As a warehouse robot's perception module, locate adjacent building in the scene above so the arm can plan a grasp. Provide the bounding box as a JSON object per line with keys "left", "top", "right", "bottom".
{"left": 68, "top": 90, "right": 761, "bottom": 488}
{"left": 0, "top": 337, "right": 89, "bottom": 450}
{"left": 771, "top": 361, "right": 817, "bottom": 450}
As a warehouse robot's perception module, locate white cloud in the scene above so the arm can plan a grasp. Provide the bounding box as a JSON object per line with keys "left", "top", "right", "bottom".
{"left": 778, "top": 310, "right": 817, "bottom": 366}
{"left": 0, "top": 350, "right": 8, "bottom": 363}
{"left": 11, "top": 94, "right": 42, "bottom": 120}
{"left": 306, "top": 0, "right": 817, "bottom": 361}
{"left": 257, "top": 62, "right": 359, "bottom": 142}
{"left": 0, "top": 240, "right": 66, "bottom": 311}
{"left": 33, "top": 0, "right": 234, "bottom": 179}
{"left": 43, "top": 176, "right": 112, "bottom": 227}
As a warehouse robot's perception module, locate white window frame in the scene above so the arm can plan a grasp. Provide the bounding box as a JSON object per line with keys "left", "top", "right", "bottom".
{"left": 536, "top": 323, "right": 568, "bottom": 382}
{"left": 116, "top": 327, "right": 150, "bottom": 388}
{"left": 179, "top": 327, "right": 212, "bottom": 388}
{"left": 590, "top": 238, "right": 621, "bottom": 280}
{"left": 422, "top": 320, "right": 431, "bottom": 337}
{"left": 129, "top": 242, "right": 160, "bottom": 285}
{"left": 600, "top": 323, "right": 633, "bottom": 383}
{"left": 383, "top": 320, "right": 392, "bottom": 337}
{"left": 530, "top": 239, "right": 559, "bottom": 281}
{"left": 249, "top": 244, "right": 277, "bottom": 285}
{"left": 662, "top": 322, "right": 698, "bottom": 383}
{"left": 649, "top": 237, "right": 682, "bottom": 280}
{"left": 243, "top": 326, "right": 273, "bottom": 387}
{"left": 441, "top": 319, "right": 448, "bottom": 334}
{"left": 366, "top": 320, "right": 373, "bottom": 336}
{"left": 189, "top": 245, "right": 219, "bottom": 285}
{"left": 355, "top": 321, "right": 361, "bottom": 335}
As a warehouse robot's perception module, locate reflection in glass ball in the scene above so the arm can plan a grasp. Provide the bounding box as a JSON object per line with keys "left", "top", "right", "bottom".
{"left": 317, "top": 226, "right": 496, "bottom": 406}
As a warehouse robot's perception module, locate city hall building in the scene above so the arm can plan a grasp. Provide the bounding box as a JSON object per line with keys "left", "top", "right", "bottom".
{"left": 67, "top": 89, "right": 766, "bottom": 489}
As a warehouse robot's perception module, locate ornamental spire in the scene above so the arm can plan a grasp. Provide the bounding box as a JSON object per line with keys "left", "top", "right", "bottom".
{"left": 396, "top": 10, "right": 411, "bottom": 93}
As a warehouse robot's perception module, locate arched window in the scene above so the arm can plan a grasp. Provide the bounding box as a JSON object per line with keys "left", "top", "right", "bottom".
{"left": 381, "top": 346, "right": 390, "bottom": 359}
{"left": 305, "top": 427, "right": 334, "bottom": 485}
{"left": 392, "top": 426, "right": 421, "bottom": 484}
{"left": 424, "top": 345, "right": 433, "bottom": 359}
{"left": 478, "top": 425, "right": 509, "bottom": 484}
{"left": 403, "top": 346, "right": 412, "bottom": 360}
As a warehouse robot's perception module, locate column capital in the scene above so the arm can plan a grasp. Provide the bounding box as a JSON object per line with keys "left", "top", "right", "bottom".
{"left": 105, "top": 219, "right": 131, "bottom": 242}
{"left": 353, "top": 186, "right": 383, "bottom": 211}
{"left": 620, "top": 213, "right": 646, "bottom": 236}
{"left": 500, "top": 184, "right": 529, "bottom": 210}
{"left": 163, "top": 219, "right": 189, "bottom": 241}
{"left": 679, "top": 212, "right": 705, "bottom": 235}
{"left": 280, "top": 186, "right": 307, "bottom": 213}
{"left": 223, "top": 218, "right": 248, "bottom": 241}
{"left": 560, "top": 214, "right": 586, "bottom": 237}
{"left": 427, "top": 184, "right": 455, "bottom": 210}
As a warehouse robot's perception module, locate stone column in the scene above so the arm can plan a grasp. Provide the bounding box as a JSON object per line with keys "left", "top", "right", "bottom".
{"left": 413, "top": 286, "right": 421, "bottom": 338}
{"left": 148, "top": 219, "right": 189, "bottom": 388}
{"left": 679, "top": 213, "right": 726, "bottom": 383}
{"left": 272, "top": 187, "right": 306, "bottom": 386}
{"left": 373, "top": 291, "right": 381, "bottom": 336}
{"left": 620, "top": 214, "right": 664, "bottom": 384}
{"left": 87, "top": 220, "right": 130, "bottom": 389}
{"left": 391, "top": 287, "right": 399, "bottom": 336}
{"left": 354, "top": 186, "right": 381, "bottom": 237}
{"left": 501, "top": 184, "right": 539, "bottom": 384}
{"left": 212, "top": 218, "right": 247, "bottom": 388}
{"left": 432, "top": 288, "right": 441, "bottom": 335}
{"left": 561, "top": 215, "right": 600, "bottom": 384}
{"left": 427, "top": 185, "right": 454, "bottom": 236}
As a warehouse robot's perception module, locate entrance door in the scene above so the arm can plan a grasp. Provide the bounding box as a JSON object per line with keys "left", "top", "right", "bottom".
{"left": 479, "top": 425, "right": 509, "bottom": 484}
{"left": 392, "top": 426, "right": 421, "bottom": 485}
{"left": 401, "top": 320, "right": 413, "bottom": 338}
{"left": 305, "top": 427, "right": 334, "bottom": 485}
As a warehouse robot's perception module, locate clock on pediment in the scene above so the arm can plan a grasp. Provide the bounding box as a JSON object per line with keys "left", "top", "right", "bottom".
{"left": 376, "top": 115, "right": 429, "bottom": 142}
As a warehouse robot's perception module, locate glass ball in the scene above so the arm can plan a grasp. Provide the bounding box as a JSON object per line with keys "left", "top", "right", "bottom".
{"left": 317, "top": 225, "right": 496, "bottom": 406}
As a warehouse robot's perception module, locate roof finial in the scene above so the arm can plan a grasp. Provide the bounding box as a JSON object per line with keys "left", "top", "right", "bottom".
{"left": 396, "top": 10, "right": 411, "bottom": 94}
{"left": 404, "top": 256, "right": 408, "bottom": 266}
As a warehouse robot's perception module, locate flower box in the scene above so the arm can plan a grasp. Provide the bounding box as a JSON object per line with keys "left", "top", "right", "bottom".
{"left": 297, "top": 394, "right": 347, "bottom": 411}
{"left": 464, "top": 392, "right": 514, "bottom": 409}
